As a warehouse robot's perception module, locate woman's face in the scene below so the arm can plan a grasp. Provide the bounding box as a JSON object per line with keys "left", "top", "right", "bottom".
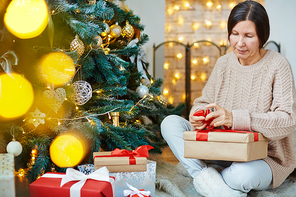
{"left": 229, "top": 20, "right": 261, "bottom": 65}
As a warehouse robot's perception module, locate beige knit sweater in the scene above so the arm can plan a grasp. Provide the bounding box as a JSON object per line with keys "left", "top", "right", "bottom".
{"left": 190, "top": 50, "right": 296, "bottom": 188}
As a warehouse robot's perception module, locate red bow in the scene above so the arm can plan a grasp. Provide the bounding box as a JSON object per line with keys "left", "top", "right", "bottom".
{"left": 94, "top": 145, "right": 154, "bottom": 165}
{"left": 193, "top": 109, "right": 259, "bottom": 141}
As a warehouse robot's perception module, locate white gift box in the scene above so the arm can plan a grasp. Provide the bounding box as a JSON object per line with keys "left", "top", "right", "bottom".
{"left": 0, "top": 153, "right": 15, "bottom": 197}
{"left": 78, "top": 160, "right": 156, "bottom": 197}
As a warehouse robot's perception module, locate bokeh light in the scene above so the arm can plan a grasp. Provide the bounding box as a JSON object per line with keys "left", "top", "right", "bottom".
{"left": 4, "top": 0, "right": 49, "bottom": 39}
{"left": 38, "top": 52, "right": 76, "bottom": 86}
{"left": 0, "top": 73, "right": 34, "bottom": 119}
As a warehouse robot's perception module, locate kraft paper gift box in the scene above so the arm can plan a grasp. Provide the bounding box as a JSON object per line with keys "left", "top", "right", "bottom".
{"left": 78, "top": 160, "right": 157, "bottom": 197}
{"left": 29, "top": 167, "right": 115, "bottom": 197}
{"left": 93, "top": 145, "right": 153, "bottom": 173}
{"left": 0, "top": 153, "right": 15, "bottom": 197}
{"left": 183, "top": 130, "right": 268, "bottom": 162}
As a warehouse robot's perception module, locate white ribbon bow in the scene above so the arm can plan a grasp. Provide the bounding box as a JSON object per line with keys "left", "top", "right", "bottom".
{"left": 42, "top": 167, "right": 110, "bottom": 197}
{"left": 123, "top": 183, "right": 151, "bottom": 197}
{"left": 127, "top": 39, "right": 148, "bottom": 79}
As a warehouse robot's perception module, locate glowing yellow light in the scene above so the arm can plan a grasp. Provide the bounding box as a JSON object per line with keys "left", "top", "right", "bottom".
{"left": 176, "top": 53, "right": 183, "bottom": 59}
{"left": 178, "top": 36, "right": 184, "bottom": 42}
{"left": 38, "top": 52, "right": 75, "bottom": 86}
{"left": 203, "top": 56, "right": 210, "bottom": 64}
{"left": 192, "top": 59, "right": 198, "bottom": 65}
{"left": 178, "top": 16, "right": 184, "bottom": 26}
{"left": 163, "top": 88, "right": 169, "bottom": 96}
{"left": 168, "top": 42, "right": 174, "bottom": 48}
{"left": 183, "top": 2, "right": 190, "bottom": 8}
{"left": 174, "top": 5, "right": 180, "bottom": 10}
{"left": 182, "top": 94, "right": 186, "bottom": 100}
{"left": 168, "top": 96, "right": 174, "bottom": 104}
{"left": 76, "top": 106, "right": 79, "bottom": 110}
{"left": 50, "top": 133, "right": 87, "bottom": 167}
{"left": 172, "top": 79, "right": 177, "bottom": 85}
{"left": 166, "top": 23, "right": 172, "bottom": 32}
{"left": 220, "top": 21, "right": 227, "bottom": 29}
{"left": 167, "top": 7, "right": 174, "bottom": 15}
{"left": 193, "top": 43, "right": 200, "bottom": 48}
{"left": 191, "top": 74, "right": 197, "bottom": 80}
{"left": 163, "top": 62, "right": 170, "bottom": 70}
{"left": 4, "top": 0, "right": 49, "bottom": 39}
{"left": 200, "top": 72, "right": 207, "bottom": 82}
{"left": 206, "top": 1, "right": 213, "bottom": 8}
{"left": 219, "top": 39, "right": 227, "bottom": 46}
{"left": 174, "top": 71, "right": 181, "bottom": 80}
{"left": 216, "top": 4, "right": 222, "bottom": 10}
{"left": 229, "top": 2, "right": 236, "bottom": 9}
{"left": 192, "top": 22, "right": 200, "bottom": 31}
{"left": 0, "top": 73, "right": 34, "bottom": 119}
{"left": 205, "top": 20, "right": 213, "bottom": 28}
{"left": 150, "top": 78, "right": 155, "bottom": 84}
{"left": 17, "top": 168, "right": 26, "bottom": 177}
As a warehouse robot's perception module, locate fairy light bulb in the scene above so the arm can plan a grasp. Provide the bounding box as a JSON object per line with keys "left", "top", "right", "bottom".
{"left": 166, "top": 23, "right": 172, "bottom": 32}
{"left": 174, "top": 71, "right": 181, "bottom": 80}
{"left": 183, "top": 2, "right": 190, "bottom": 9}
{"left": 163, "top": 62, "right": 170, "bottom": 70}
{"left": 182, "top": 94, "right": 186, "bottom": 101}
{"left": 192, "top": 59, "right": 198, "bottom": 65}
{"left": 192, "top": 22, "right": 200, "bottom": 31}
{"left": 206, "top": 1, "right": 213, "bottom": 8}
{"left": 216, "top": 4, "right": 222, "bottom": 10}
{"left": 200, "top": 72, "right": 207, "bottom": 82}
{"left": 174, "top": 5, "right": 180, "bottom": 10}
{"left": 167, "top": 6, "right": 174, "bottom": 15}
{"left": 220, "top": 21, "right": 227, "bottom": 30}
{"left": 193, "top": 43, "right": 200, "bottom": 48}
{"left": 176, "top": 53, "right": 183, "bottom": 59}
{"left": 178, "top": 36, "right": 184, "bottom": 42}
{"left": 229, "top": 2, "right": 236, "bottom": 9}
{"left": 172, "top": 79, "right": 177, "bottom": 85}
{"left": 163, "top": 88, "right": 169, "bottom": 96}
{"left": 191, "top": 74, "right": 197, "bottom": 80}
{"left": 203, "top": 56, "right": 210, "bottom": 64}
{"left": 205, "top": 20, "right": 213, "bottom": 28}
{"left": 168, "top": 96, "right": 174, "bottom": 104}
{"left": 178, "top": 16, "right": 184, "bottom": 26}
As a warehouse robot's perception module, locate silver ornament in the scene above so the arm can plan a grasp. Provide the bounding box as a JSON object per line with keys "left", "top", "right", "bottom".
{"left": 69, "top": 81, "right": 92, "bottom": 105}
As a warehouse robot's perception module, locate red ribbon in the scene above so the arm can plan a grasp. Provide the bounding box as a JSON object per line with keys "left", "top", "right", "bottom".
{"left": 94, "top": 145, "right": 154, "bottom": 165}
{"left": 193, "top": 109, "right": 259, "bottom": 141}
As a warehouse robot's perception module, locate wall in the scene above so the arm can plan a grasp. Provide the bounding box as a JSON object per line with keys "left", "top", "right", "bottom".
{"left": 265, "top": 0, "right": 296, "bottom": 83}
{"left": 116, "top": 0, "right": 166, "bottom": 80}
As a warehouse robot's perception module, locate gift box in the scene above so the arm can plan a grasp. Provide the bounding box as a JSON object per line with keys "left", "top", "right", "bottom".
{"left": 29, "top": 167, "right": 115, "bottom": 197}
{"left": 184, "top": 130, "right": 268, "bottom": 162}
{"left": 0, "top": 153, "right": 15, "bottom": 197}
{"left": 78, "top": 160, "right": 156, "bottom": 197}
{"left": 123, "top": 183, "right": 151, "bottom": 197}
{"left": 93, "top": 145, "right": 153, "bottom": 173}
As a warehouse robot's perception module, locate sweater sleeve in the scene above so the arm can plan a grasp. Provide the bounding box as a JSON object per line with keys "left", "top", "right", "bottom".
{"left": 250, "top": 58, "right": 296, "bottom": 140}
{"left": 190, "top": 57, "right": 223, "bottom": 116}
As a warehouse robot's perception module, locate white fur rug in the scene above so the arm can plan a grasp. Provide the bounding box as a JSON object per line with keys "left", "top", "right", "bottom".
{"left": 155, "top": 160, "right": 296, "bottom": 197}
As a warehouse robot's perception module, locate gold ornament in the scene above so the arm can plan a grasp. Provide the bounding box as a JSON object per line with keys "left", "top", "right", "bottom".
{"left": 111, "top": 112, "right": 119, "bottom": 126}
{"left": 157, "top": 95, "right": 168, "bottom": 107}
{"left": 70, "top": 35, "right": 85, "bottom": 57}
{"left": 94, "top": 35, "right": 103, "bottom": 48}
{"left": 104, "top": 48, "right": 110, "bottom": 55}
{"left": 88, "top": 0, "right": 96, "bottom": 5}
{"left": 122, "top": 21, "right": 134, "bottom": 40}
{"left": 110, "top": 23, "right": 122, "bottom": 38}
{"left": 101, "top": 23, "right": 110, "bottom": 37}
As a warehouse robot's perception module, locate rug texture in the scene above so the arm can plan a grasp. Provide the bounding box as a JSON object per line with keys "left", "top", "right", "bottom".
{"left": 155, "top": 160, "right": 296, "bottom": 197}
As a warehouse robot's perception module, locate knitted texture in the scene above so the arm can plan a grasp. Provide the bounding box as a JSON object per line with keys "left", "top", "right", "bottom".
{"left": 190, "top": 50, "right": 296, "bottom": 188}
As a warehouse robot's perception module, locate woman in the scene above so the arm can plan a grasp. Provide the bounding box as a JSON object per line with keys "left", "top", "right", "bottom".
{"left": 161, "top": 0, "right": 296, "bottom": 196}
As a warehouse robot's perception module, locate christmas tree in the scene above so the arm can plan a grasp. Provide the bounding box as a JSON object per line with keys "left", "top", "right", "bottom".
{"left": 0, "top": 0, "right": 184, "bottom": 181}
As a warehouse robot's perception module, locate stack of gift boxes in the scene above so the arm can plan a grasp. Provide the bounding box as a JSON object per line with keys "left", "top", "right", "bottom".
{"left": 30, "top": 145, "right": 156, "bottom": 197}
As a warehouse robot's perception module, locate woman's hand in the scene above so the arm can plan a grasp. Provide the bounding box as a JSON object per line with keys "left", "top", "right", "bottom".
{"left": 189, "top": 112, "right": 207, "bottom": 130}
{"left": 205, "top": 103, "right": 233, "bottom": 128}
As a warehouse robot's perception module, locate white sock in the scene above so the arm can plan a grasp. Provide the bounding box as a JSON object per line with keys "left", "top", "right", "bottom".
{"left": 193, "top": 167, "right": 247, "bottom": 197}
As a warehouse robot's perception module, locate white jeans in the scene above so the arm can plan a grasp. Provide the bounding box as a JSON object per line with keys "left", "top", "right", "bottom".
{"left": 161, "top": 115, "right": 273, "bottom": 192}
